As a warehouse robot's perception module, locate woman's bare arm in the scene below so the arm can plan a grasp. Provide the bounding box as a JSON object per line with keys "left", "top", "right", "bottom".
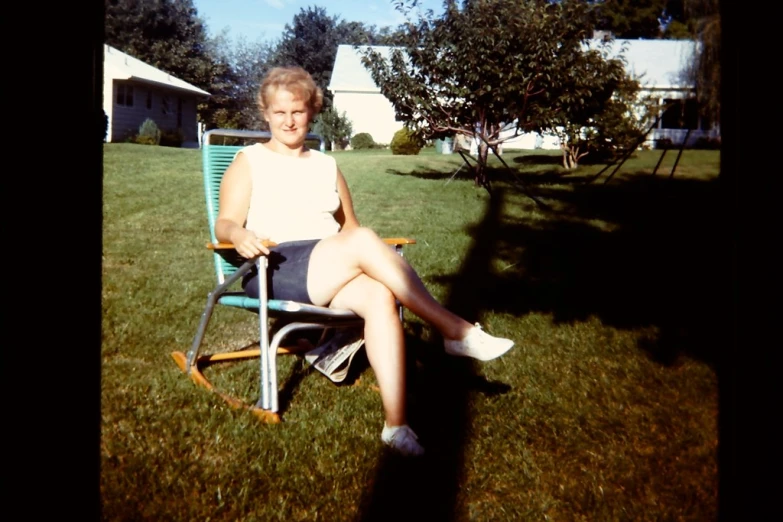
{"left": 215, "top": 153, "right": 270, "bottom": 258}
{"left": 334, "top": 167, "right": 360, "bottom": 231}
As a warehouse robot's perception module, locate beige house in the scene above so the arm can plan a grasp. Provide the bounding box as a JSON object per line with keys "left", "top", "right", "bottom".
{"left": 103, "top": 44, "right": 210, "bottom": 147}
{"left": 328, "top": 40, "right": 718, "bottom": 151}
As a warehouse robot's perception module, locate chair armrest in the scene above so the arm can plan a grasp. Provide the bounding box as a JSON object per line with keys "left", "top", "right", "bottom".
{"left": 382, "top": 238, "right": 417, "bottom": 245}
{"left": 207, "top": 238, "right": 413, "bottom": 250}
{"left": 207, "top": 240, "right": 279, "bottom": 250}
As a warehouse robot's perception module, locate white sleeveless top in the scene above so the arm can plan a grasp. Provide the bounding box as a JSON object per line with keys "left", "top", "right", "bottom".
{"left": 239, "top": 143, "right": 341, "bottom": 244}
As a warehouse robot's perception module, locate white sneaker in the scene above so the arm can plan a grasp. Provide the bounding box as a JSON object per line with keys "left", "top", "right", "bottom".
{"left": 444, "top": 323, "right": 515, "bottom": 361}
{"left": 381, "top": 423, "right": 425, "bottom": 456}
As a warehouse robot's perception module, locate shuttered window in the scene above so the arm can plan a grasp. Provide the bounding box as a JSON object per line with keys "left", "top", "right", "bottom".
{"left": 116, "top": 85, "right": 134, "bottom": 107}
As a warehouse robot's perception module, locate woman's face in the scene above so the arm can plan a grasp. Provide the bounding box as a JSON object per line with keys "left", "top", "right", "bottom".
{"left": 263, "top": 88, "right": 311, "bottom": 149}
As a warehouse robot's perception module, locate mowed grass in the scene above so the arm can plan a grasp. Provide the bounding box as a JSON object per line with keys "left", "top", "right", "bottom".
{"left": 102, "top": 143, "right": 720, "bottom": 521}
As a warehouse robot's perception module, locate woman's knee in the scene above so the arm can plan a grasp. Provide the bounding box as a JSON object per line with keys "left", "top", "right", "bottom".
{"left": 327, "top": 274, "right": 395, "bottom": 314}
{"left": 366, "top": 279, "right": 397, "bottom": 310}
{"left": 354, "top": 277, "right": 398, "bottom": 316}
{"left": 344, "top": 226, "right": 382, "bottom": 248}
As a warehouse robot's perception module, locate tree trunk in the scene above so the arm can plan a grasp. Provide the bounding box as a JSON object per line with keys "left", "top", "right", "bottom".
{"left": 561, "top": 144, "right": 583, "bottom": 170}
{"left": 475, "top": 141, "right": 491, "bottom": 189}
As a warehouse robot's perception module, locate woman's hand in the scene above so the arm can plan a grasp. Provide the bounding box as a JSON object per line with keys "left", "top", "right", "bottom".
{"left": 231, "top": 228, "right": 271, "bottom": 259}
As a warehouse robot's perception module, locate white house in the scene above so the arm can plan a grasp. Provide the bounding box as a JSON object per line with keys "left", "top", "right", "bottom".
{"left": 586, "top": 38, "right": 718, "bottom": 148}
{"left": 328, "top": 45, "right": 400, "bottom": 147}
{"left": 328, "top": 40, "right": 718, "bottom": 151}
{"left": 103, "top": 44, "right": 210, "bottom": 147}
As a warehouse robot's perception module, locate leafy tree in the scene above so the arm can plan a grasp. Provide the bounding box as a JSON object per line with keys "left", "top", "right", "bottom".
{"left": 104, "top": 0, "right": 214, "bottom": 90}
{"left": 105, "top": 0, "right": 280, "bottom": 130}
{"left": 218, "top": 34, "right": 277, "bottom": 130}
{"left": 196, "top": 30, "right": 241, "bottom": 129}
{"left": 272, "top": 6, "right": 409, "bottom": 108}
{"left": 545, "top": 39, "right": 656, "bottom": 168}
{"left": 662, "top": 19, "right": 692, "bottom": 39}
{"left": 105, "top": 0, "right": 238, "bottom": 127}
{"left": 589, "top": 0, "right": 688, "bottom": 39}
{"left": 562, "top": 65, "right": 655, "bottom": 167}
{"left": 657, "top": 0, "right": 693, "bottom": 38}
{"left": 361, "top": 0, "right": 639, "bottom": 189}
{"left": 271, "top": 6, "right": 344, "bottom": 108}
{"left": 315, "top": 107, "right": 353, "bottom": 150}
{"left": 682, "top": 0, "right": 719, "bottom": 126}
{"left": 368, "top": 25, "right": 411, "bottom": 46}
{"left": 591, "top": 0, "right": 665, "bottom": 38}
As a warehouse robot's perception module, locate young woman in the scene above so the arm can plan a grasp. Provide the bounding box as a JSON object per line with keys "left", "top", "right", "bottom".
{"left": 215, "top": 66, "right": 515, "bottom": 456}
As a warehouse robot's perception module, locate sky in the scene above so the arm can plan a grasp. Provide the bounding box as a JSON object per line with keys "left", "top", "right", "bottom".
{"left": 192, "top": 0, "right": 444, "bottom": 45}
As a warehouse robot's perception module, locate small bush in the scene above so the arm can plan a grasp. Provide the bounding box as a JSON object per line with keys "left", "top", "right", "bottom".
{"left": 160, "top": 129, "right": 184, "bottom": 148}
{"left": 655, "top": 138, "right": 673, "bottom": 150}
{"left": 351, "top": 132, "right": 375, "bottom": 150}
{"left": 692, "top": 136, "right": 720, "bottom": 150}
{"left": 134, "top": 135, "right": 159, "bottom": 145}
{"left": 390, "top": 128, "right": 424, "bottom": 155}
{"left": 578, "top": 138, "right": 638, "bottom": 164}
{"left": 137, "top": 118, "right": 161, "bottom": 145}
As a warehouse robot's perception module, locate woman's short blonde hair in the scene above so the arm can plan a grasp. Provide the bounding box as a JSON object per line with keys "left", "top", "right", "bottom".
{"left": 257, "top": 66, "right": 324, "bottom": 116}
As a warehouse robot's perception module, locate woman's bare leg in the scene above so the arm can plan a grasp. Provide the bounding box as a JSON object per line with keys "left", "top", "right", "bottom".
{"left": 328, "top": 274, "right": 407, "bottom": 426}
{"left": 307, "top": 227, "right": 473, "bottom": 341}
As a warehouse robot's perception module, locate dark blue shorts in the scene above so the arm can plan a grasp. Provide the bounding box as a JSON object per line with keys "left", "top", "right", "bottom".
{"left": 241, "top": 239, "right": 320, "bottom": 304}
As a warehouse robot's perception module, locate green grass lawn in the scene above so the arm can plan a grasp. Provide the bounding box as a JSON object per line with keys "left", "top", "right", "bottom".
{"left": 102, "top": 143, "right": 720, "bottom": 521}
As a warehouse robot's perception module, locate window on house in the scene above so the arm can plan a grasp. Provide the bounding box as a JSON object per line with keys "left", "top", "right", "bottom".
{"left": 116, "top": 85, "right": 134, "bottom": 107}
{"left": 682, "top": 99, "right": 700, "bottom": 129}
{"left": 162, "top": 95, "right": 171, "bottom": 115}
{"left": 177, "top": 97, "right": 183, "bottom": 127}
{"left": 699, "top": 112, "right": 712, "bottom": 132}
{"left": 661, "top": 98, "right": 702, "bottom": 130}
{"left": 146, "top": 91, "right": 153, "bottom": 110}
{"left": 661, "top": 99, "right": 683, "bottom": 129}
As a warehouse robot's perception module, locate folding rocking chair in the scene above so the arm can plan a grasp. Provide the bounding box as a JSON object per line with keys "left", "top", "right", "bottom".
{"left": 171, "top": 128, "right": 415, "bottom": 423}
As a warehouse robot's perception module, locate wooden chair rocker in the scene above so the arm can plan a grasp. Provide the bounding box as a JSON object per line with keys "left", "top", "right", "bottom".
{"left": 171, "top": 128, "right": 415, "bottom": 423}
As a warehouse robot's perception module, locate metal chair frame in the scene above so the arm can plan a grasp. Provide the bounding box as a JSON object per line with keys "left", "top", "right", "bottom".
{"left": 171, "top": 128, "right": 414, "bottom": 422}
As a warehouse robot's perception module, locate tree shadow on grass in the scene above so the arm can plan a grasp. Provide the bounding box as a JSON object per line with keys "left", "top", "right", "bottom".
{"left": 510, "top": 153, "right": 563, "bottom": 167}
{"left": 543, "top": 173, "right": 728, "bottom": 368}
{"left": 386, "top": 160, "right": 594, "bottom": 187}
{"left": 383, "top": 159, "right": 727, "bottom": 369}
{"left": 355, "top": 170, "right": 726, "bottom": 519}
{"left": 384, "top": 165, "right": 473, "bottom": 182}
{"left": 386, "top": 165, "right": 575, "bottom": 191}
{"left": 433, "top": 172, "right": 726, "bottom": 368}
{"left": 356, "top": 188, "right": 511, "bottom": 522}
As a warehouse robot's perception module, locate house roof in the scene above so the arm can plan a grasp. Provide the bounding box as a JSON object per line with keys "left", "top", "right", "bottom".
{"left": 587, "top": 39, "right": 695, "bottom": 90}
{"left": 328, "top": 45, "right": 393, "bottom": 93}
{"left": 328, "top": 39, "right": 695, "bottom": 94}
{"left": 104, "top": 44, "right": 210, "bottom": 96}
